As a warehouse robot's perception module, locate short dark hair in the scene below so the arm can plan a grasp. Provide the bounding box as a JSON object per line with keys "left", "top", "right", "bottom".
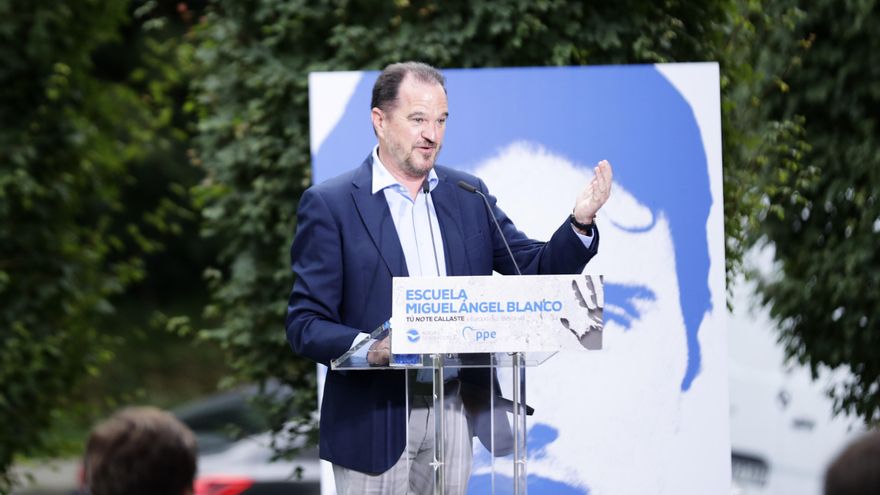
{"left": 371, "top": 61, "right": 446, "bottom": 113}
{"left": 825, "top": 429, "right": 880, "bottom": 495}
{"left": 85, "top": 407, "right": 197, "bottom": 495}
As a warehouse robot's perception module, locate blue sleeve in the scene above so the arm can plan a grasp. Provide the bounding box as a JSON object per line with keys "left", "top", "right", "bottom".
{"left": 285, "top": 187, "right": 362, "bottom": 366}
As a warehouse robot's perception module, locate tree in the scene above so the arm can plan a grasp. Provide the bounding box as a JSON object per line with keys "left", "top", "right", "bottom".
{"left": 714, "top": 1, "right": 817, "bottom": 291}
{"left": 0, "top": 0, "right": 196, "bottom": 489}
{"left": 757, "top": 0, "right": 880, "bottom": 423}
{"left": 78, "top": 0, "right": 227, "bottom": 418}
{"left": 0, "top": 0, "right": 139, "bottom": 489}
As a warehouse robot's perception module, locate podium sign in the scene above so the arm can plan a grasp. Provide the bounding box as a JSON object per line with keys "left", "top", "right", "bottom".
{"left": 390, "top": 274, "right": 604, "bottom": 354}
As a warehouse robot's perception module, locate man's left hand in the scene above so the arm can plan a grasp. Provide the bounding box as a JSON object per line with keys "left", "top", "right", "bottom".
{"left": 573, "top": 160, "right": 613, "bottom": 225}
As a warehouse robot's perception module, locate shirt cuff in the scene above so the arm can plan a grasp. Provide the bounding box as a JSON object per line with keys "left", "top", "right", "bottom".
{"left": 571, "top": 224, "right": 596, "bottom": 249}
{"left": 348, "top": 332, "right": 373, "bottom": 360}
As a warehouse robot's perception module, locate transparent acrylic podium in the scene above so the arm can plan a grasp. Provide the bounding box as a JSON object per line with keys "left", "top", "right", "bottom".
{"left": 332, "top": 322, "right": 553, "bottom": 495}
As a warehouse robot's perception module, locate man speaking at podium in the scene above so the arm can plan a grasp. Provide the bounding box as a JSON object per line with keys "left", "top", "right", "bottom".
{"left": 286, "top": 61, "right": 612, "bottom": 494}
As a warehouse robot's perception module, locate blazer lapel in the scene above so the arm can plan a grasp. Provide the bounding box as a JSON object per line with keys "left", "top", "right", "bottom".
{"left": 431, "top": 169, "right": 469, "bottom": 276}
{"left": 351, "top": 157, "right": 408, "bottom": 278}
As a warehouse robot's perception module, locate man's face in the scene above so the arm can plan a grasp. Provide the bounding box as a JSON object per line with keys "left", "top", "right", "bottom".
{"left": 372, "top": 75, "right": 448, "bottom": 179}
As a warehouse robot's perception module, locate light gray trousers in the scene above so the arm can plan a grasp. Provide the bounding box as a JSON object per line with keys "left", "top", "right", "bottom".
{"left": 333, "top": 385, "right": 473, "bottom": 495}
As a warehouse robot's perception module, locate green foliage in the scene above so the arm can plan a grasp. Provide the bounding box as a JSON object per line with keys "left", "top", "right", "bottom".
{"left": 0, "top": 0, "right": 141, "bottom": 489}
{"left": 712, "top": 1, "right": 819, "bottom": 301}
{"left": 757, "top": 0, "right": 880, "bottom": 423}
{"left": 0, "top": 0, "right": 214, "bottom": 490}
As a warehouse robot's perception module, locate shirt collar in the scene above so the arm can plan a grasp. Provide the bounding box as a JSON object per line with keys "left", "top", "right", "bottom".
{"left": 371, "top": 145, "right": 439, "bottom": 195}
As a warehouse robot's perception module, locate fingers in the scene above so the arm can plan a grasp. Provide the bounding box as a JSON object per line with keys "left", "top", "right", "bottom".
{"left": 589, "top": 177, "right": 601, "bottom": 196}
{"left": 592, "top": 160, "right": 613, "bottom": 201}
{"left": 574, "top": 160, "right": 613, "bottom": 221}
{"left": 596, "top": 160, "right": 612, "bottom": 188}
{"left": 367, "top": 335, "right": 391, "bottom": 365}
{"left": 368, "top": 347, "right": 390, "bottom": 366}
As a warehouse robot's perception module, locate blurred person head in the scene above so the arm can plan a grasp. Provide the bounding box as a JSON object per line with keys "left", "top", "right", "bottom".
{"left": 84, "top": 406, "right": 197, "bottom": 495}
{"left": 824, "top": 429, "right": 880, "bottom": 495}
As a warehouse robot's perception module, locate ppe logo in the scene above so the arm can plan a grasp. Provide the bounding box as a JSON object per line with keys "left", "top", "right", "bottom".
{"left": 461, "top": 326, "right": 497, "bottom": 342}
{"left": 406, "top": 329, "right": 420, "bottom": 343}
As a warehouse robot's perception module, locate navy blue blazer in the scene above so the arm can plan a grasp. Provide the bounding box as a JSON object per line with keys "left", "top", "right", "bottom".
{"left": 285, "top": 155, "right": 598, "bottom": 474}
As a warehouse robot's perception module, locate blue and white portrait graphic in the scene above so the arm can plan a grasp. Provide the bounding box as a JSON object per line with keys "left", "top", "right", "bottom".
{"left": 310, "top": 64, "right": 728, "bottom": 494}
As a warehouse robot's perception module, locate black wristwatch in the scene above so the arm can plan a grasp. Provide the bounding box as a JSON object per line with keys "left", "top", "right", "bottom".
{"left": 569, "top": 213, "right": 595, "bottom": 235}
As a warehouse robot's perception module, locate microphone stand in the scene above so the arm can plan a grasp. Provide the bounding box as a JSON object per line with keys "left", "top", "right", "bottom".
{"left": 423, "top": 180, "right": 446, "bottom": 495}
{"left": 457, "top": 180, "right": 528, "bottom": 495}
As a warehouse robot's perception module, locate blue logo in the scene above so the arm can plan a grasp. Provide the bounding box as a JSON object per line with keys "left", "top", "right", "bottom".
{"left": 406, "top": 329, "right": 420, "bottom": 343}
{"left": 461, "top": 326, "right": 497, "bottom": 342}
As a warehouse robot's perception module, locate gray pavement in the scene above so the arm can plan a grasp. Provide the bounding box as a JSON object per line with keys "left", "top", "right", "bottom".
{"left": 10, "top": 459, "right": 78, "bottom": 495}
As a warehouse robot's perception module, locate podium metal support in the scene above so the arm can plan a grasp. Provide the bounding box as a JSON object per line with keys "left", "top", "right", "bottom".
{"left": 512, "top": 351, "right": 528, "bottom": 495}
{"left": 432, "top": 353, "right": 446, "bottom": 495}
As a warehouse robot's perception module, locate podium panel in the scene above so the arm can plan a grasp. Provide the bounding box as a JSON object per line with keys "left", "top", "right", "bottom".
{"left": 329, "top": 275, "right": 604, "bottom": 494}
{"left": 332, "top": 326, "right": 538, "bottom": 494}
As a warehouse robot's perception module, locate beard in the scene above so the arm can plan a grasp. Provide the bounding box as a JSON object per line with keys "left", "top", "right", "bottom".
{"left": 404, "top": 147, "right": 440, "bottom": 177}
{"left": 387, "top": 138, "right": 442, "bottom": 180}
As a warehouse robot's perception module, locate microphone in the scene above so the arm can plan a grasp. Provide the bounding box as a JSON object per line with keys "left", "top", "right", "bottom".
{"left": 457, "top": 181, "right": 478, "bottom": 194}
{"left": 421, "top": 180, "right": 455, "bottom": 378}
{"left": 422, "top": 179, "right": 442, "bottom": 277}
{"left": 393, "top": 181, "right": 444, "bottom": 367}
{"left": 457, "top": 180, "right": 522, "bottom": 276}
{"left": 458, "top": 180, "right": 527, "bottom": 424}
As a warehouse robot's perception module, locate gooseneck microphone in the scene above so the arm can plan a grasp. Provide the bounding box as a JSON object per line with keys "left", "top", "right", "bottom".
{"left": 422, "top": 179, "right": 442, "bottom": 277}
{"left": 458, "top": 179, "right": 528, "bottom": 465}
{"left": 457, "top": 180, "right": 522, "bottom": 276}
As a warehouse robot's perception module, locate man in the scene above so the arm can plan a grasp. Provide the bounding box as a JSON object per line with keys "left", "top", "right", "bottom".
{"left": 286, "top": 61, "right": 612, "bottom": 494}
{"left": 83, "top": 406, "right": 197, "bottom": 495}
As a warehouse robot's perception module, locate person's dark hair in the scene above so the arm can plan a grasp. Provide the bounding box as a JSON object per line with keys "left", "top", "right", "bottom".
{"left": 824, "top": 429, "right": 880, "bottom": 495}
{"left": 85, "top": 406, "right": 197, "bottom": 495}
{"left": 371, "top": 61, "right": 446, "bottom": 113}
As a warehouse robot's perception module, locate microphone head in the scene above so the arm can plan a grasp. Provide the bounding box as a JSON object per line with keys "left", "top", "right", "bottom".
{"left": 457, "top": 180, "right": 478, "bottom": 193}
{"left": 422, "top": 179, "right": 430, "bottom": 194}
